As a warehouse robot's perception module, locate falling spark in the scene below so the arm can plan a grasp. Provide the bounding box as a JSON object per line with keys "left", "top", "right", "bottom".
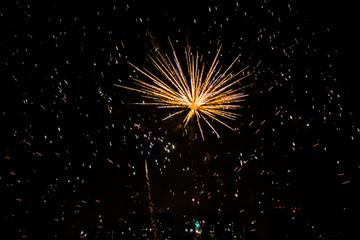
{"left": 115, "top": 35, "right": 252, "bottom": 139}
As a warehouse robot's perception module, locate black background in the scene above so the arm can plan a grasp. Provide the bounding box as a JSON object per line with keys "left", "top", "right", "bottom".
{"left": 1, "top": 0, "right": 359, "bottom": 239}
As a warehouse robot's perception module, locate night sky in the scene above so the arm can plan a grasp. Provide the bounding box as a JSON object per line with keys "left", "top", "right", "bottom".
{"left": 1, "top": 0, "right": 359, "bottom": 239}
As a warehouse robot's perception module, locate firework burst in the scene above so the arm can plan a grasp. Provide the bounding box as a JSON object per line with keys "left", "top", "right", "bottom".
{"left": 115, "top": 36, "right": 252, "bottom": 140}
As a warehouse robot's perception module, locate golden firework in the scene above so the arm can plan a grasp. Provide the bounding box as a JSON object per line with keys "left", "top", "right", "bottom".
{"left": 115, "top": 36, "right": 252, "bottom": 140}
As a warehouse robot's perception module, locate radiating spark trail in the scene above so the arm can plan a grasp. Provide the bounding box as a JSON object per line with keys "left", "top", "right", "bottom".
{"left": 115, "top": 35, "right": 252, "bottom": 139}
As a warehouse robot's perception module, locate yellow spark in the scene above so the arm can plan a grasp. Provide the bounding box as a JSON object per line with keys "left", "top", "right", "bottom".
{"left": 115, "top": 35, "right": 252, "bottom": 140}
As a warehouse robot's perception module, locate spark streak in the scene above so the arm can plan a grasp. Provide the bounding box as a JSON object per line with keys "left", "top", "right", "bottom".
{"left": 145, "top": 159, "right": 157, "bottom": 239}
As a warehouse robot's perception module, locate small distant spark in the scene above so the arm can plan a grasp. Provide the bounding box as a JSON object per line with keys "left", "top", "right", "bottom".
{"left": 115, "top": 35, "right": 252, "bottom": 139}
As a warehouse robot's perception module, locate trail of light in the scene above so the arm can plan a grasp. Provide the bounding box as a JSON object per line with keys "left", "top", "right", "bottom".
{"left": 145, "top": 160, "right": 157, "bottom": 239}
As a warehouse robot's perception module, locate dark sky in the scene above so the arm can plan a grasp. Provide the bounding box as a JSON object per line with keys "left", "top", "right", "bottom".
{"left": 1, "top": 0, "right": 359, "bottom": 239}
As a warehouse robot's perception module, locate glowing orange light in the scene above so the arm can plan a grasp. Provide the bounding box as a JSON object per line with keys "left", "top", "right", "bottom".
{"left": 115, "top": 35, "right": 252, "bottom": 139}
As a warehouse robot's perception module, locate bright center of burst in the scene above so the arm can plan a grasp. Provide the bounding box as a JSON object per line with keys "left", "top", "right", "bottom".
{"left": 189, "top": 101, "right": 200, "bottom": 111}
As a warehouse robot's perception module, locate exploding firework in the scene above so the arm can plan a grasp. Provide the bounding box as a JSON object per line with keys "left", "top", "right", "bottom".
{"left": 115, "top": 36, "right": 252, "bottom": 139}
